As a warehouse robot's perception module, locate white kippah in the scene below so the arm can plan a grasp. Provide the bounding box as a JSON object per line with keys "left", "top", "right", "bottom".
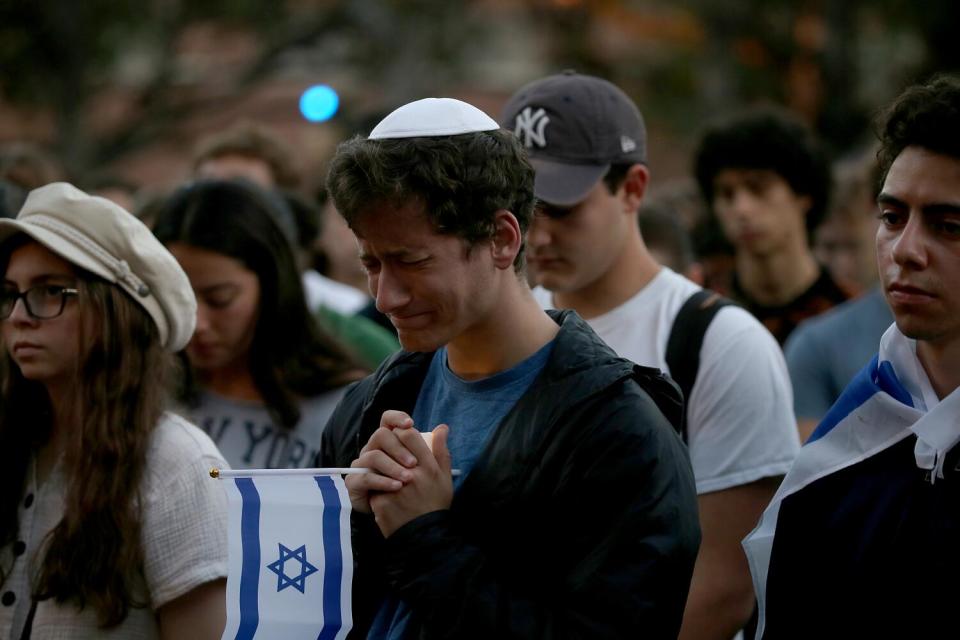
{"left": 368, "top": 98, "right": 499, "bottom": 139}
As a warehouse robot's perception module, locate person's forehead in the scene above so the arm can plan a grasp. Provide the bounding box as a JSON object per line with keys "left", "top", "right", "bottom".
{"left": 4, "top": 240, "right": 77, "bottom": 279}
{"left": 353, "top": 200, "right": 446, "bottom": 251}
{"left": 166, "top": 242, "right": 254, "bottom": 282}
{"left": 196, "top": 154, "right": 275, "bottom": 188}
{"left": 881, "top": 147, "right": 960, "bottom": 201}
{"left": 355, "top": 197, "right": 420, "bottom": 226}
{"left": 713, "top": 167, "right": 786, "bottom": 184}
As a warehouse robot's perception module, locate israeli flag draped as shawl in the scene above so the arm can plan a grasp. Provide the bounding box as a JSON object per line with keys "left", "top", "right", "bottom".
{"left": 743, "top": 324, "right": 960, "bottom": 639}
{"left": 222, "top": 473, "right": 354, "bottom": 640}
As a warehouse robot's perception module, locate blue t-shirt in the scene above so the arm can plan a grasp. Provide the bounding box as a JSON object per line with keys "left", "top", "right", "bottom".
{"left": 368, "top": 339, "right": 555, "bottom": 640}
{"left": 785, "top": 286, "right": 894, "bottom": 421}
{"left": 412, "top": 342, "right": 554, "bottom": 487}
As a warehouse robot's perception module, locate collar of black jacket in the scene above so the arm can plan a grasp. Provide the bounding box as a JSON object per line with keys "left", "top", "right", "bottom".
{"left": 363, "top": 309, "right": 681, "bottom": 429}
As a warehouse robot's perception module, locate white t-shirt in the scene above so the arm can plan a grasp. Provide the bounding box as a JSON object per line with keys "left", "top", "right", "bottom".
{"left": 0, "top": 414, "right": 229, "bottom": 640}
{"left": 534, "top": 268, "right": 800, "bottom": 494}
{"left": 301, "top": 270, "right": 369, "bottom": 315}
{"left": 184, "top": 388, "right": 347, "bottom": 470}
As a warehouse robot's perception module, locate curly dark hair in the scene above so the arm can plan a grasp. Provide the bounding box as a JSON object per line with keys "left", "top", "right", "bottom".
{"left": 325, "top": 129, "right": 536, "bottom": 272}
{"left": 694, "top": 107, "right": 832, "bottom": 235}
{"left": 876, "top": 74, "right": 960, "bottom": 184}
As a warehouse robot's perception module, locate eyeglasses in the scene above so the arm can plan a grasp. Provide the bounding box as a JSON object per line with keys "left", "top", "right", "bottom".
{"left": 0, "top": 285, "right": 79, "bottom": 320}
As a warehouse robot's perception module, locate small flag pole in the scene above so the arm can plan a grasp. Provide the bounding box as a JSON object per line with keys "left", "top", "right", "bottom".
{"left": 210, "top": 467, "right": 462, "bottom": 479}
{"left": 210, "top": 467, "right": 376, "bottom": 479}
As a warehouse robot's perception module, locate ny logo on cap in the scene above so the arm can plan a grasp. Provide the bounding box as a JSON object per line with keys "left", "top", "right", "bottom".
{"left": 514, "top": 107, "right": 550, "bottom": 148}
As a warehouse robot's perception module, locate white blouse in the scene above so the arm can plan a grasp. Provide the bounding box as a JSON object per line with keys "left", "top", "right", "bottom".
{"left": 0, "top": 413, "right": 229, "bottom": 640}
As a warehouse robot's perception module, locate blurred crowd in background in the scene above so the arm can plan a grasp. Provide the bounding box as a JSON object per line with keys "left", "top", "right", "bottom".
{"left": 0, "top": 0, "right": 950, "bottom": 445}
{"left": 2, "top": 3, "right": 959, "bottom": 638}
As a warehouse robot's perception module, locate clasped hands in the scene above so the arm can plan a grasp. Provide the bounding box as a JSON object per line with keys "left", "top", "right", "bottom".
{"left": 346, "top": 410, "right": 453, "bottom": 538}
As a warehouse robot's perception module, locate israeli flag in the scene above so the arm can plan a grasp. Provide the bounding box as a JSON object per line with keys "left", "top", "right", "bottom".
{"left": 743, "top": 324, "right": 960, "bottom": 638}
{"left": 221, "top": 472, "right": 354, "bottom": 640}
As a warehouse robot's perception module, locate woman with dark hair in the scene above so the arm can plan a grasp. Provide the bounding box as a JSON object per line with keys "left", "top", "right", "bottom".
{"left": 152, "top": 179, "right": 366, "bottom": 469}
{"left": 0, "top": 183, "right": 227, "bottom": 638}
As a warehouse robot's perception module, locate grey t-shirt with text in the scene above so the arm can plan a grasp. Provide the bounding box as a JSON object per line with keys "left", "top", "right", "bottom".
{"left": 184, "top": 388, "right": 347, "bottom": 469}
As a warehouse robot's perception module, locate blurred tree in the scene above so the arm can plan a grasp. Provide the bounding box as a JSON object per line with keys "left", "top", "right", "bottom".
{"left": 0, "top": 0, "right": 953, "bottom": 180}
{"left": 0, "top": 0, "right": 336, "bottom": 178}
{"left": 0, "top": 0, "right": 506, "bottom": 179}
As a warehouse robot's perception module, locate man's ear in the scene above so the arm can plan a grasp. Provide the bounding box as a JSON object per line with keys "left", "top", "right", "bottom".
{"left": 490, "top": 209, "right": 523, "bottom": 270}
{"left": 621, "top": 163, "right": 650, "bottom": 213}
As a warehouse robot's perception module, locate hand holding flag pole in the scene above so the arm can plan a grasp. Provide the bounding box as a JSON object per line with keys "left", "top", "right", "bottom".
{"left": 210, "top": 427, "right": 460, "bottom": 479}
{"left": 215, "top": 425, "right": 455, "bottom": 639}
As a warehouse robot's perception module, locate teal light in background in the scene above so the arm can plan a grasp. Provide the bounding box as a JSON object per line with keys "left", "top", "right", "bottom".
{"left": 300, "top": 85, "right": 339, "bottom": 122}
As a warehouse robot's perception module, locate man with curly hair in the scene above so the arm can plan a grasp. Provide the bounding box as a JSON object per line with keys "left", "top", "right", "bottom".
{"left": 744, "top": 75, "right": 960, "bottom": 638}
{"left": 694, "top": 108, "right": 852, "bottom": 345}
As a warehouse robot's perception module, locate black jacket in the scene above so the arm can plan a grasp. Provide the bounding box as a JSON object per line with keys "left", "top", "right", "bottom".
{"left": 319, "top": 310, "right": 701, "bottom": 639}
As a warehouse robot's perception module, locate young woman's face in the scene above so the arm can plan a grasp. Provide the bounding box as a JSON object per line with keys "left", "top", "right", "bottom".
{"left": 1, "top": 241, "right": 84, "bottom": 385}
{"left": 167, "top": 243, "right": 261, "bottom": 376}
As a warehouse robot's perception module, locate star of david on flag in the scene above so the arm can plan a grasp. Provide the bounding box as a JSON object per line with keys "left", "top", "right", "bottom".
{"left": 267, "top": 544, "right": 318, "bottom": 593}
{"left": 220, "top": 472, "right": 354, "bottom": 640}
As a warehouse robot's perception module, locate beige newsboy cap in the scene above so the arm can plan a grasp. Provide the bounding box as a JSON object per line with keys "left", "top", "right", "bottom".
{"left": 0, "top": 182, "right": 196, "bottom": 352}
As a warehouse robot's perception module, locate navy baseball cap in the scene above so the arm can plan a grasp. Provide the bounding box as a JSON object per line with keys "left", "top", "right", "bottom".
{"left": 500, "top": 71, "right": 647, "bottom": 206}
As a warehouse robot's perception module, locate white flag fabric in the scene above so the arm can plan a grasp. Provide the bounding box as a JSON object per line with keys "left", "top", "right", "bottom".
{"left": 742, "top": 324, "right": 960, "bottom": 638}
{"left": 221, "top": 473, "right": 354, "bottom": 640}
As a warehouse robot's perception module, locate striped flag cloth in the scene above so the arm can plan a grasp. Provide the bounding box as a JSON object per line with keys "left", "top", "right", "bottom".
{"left": 221, "top": 472, "right": 354, "bottom": 640}
{"left": 742, "top": 324, "right": 960, "bottom": 639}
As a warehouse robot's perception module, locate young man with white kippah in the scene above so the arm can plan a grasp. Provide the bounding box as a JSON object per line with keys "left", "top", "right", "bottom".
{"left": 501, "top": 72, "right": 799, "bottom": 640}
{"left": 744, "top": 74, "right": 960, "bottom": 639}
{"left": 318, "top": 97, "right": 701, "bottom": 638}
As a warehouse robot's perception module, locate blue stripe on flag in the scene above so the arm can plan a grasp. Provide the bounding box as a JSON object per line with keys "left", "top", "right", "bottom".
{"left": 315, "top": 476, "right": 344, "bottom": 640}
{"left": 876, "top": 360, "right": 913, "bottom": 407}
{"left": 808, "top": 355, "right": 914, "bottom": 444}
{"left": 235, "top": 477, "right": 261, "bottom": 640}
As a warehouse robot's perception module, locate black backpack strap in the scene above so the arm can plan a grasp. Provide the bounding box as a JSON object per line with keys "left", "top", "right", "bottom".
{"left": 665, "top": 289, "right": 735, "bottom": 442}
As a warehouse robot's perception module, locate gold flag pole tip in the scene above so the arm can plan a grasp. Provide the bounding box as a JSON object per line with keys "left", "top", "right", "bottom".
{"left": 209, "top": 467, "right": 220, "bottom": 479}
